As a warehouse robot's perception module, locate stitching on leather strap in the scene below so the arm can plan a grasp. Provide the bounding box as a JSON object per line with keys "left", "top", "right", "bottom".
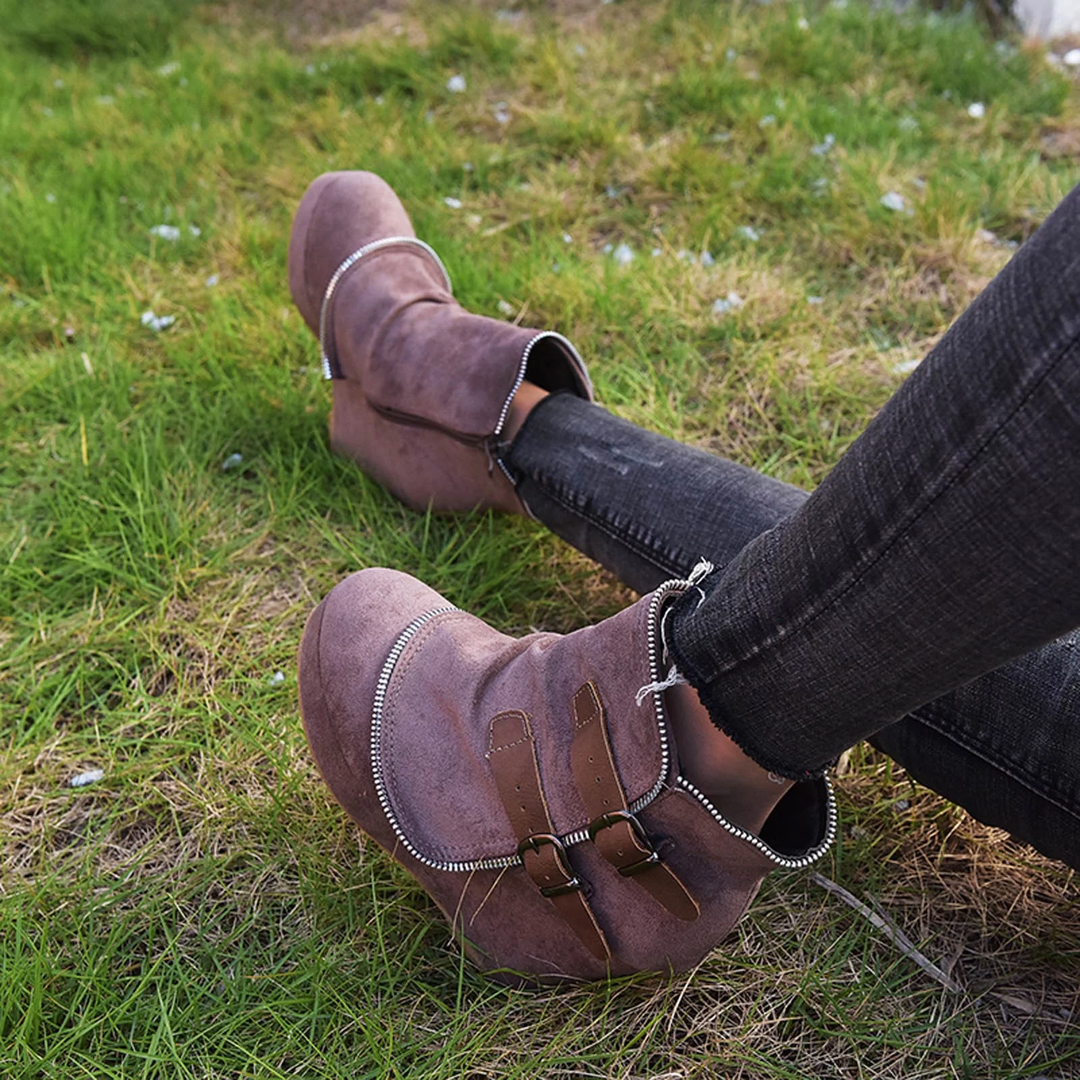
{"left": 570, "top": 682, "right": 699, "bottom": 922}
{"left": 486, "top": 710, "right": 612, "bottom": 963}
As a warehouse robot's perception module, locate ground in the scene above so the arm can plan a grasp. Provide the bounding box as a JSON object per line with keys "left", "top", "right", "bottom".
{"left": 1, "top": 1, "right": 1079, "bottom": 1077}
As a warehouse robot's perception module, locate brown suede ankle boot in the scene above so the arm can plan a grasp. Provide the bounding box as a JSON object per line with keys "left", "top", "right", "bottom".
{"left": 288, "top": 171, "right": 593, "bottom": 513}
{"left": 298, "top": 564, "right": 837, "bottom": 982}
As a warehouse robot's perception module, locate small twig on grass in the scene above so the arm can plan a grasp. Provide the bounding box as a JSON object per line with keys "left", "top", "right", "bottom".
{"left": 480, "top": 215, "right": 532, "bottom": 237}
{"left": 810, "top": 872, "right": 963, "bottom": 993}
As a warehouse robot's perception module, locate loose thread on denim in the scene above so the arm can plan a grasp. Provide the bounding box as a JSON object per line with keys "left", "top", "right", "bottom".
{"left": 687, "top": 558, "right": 715, "bottom": 585}
{"left": 637, "top": 559, "right": 715, "bottom": 706}
{"left": 687, "top": 557, "right": 715, "bottom": 609}
{"left": 635, "top": 664, "right": 687, "bottom": 706}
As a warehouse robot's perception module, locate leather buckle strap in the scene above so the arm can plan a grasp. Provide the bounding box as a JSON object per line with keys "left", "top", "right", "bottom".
{"left": 517, "top": 833, "right": 583, "bottom": 897}
{"left": 570, "top": 682, "right": 699, "bottom": 922}
{"left": 487, "top": 710, "right": 611, "bottom": 962}
{"left": 587, "top": 810, "right": 661, "bottom": 877}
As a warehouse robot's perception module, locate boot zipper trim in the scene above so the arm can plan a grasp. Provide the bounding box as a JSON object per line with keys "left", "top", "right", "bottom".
{"left": 676, "top": 775, "right": 838, "bottom": 869}
{"left": 371, "top": 571, "right": 785, "bottom": 875}
{"left": 319, "top": 236, "right": 453, "bottom": 380}
{"left": 369, "top": 597, "right": 675, "bottom": 873}
{"left": 356, "top": 332, "right": 590, "bottom": 470}
{"left": 369, "top": 587, "right": 836, "bottom": 875}
{"left": 492, "top": 332, "right": 591, "bottom": 488}
{"left": 492, "top": 332, "right": 590, "bottom": 441}
{"left": 369, "top": 605, "right": 521, "bottom": 873}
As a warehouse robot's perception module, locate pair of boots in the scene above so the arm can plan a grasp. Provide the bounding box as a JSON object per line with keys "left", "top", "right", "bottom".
{"left": 290, "top": 172, "right": 835, "bottom": 981}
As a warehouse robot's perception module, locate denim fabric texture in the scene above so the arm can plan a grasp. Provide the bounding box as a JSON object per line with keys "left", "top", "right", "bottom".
{"left": 504, "top": 183, "right": 1080, "bottom": 869}
{"left": 662, "top": 182, "right": 1080, "bottom": 780}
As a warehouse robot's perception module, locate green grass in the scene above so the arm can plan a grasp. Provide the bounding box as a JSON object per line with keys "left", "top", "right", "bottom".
{"left": 2, "top": 1, "right": 1079, "bottom": 1076}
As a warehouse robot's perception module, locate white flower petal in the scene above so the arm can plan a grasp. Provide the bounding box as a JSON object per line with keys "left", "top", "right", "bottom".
{"left": 712, "top": 291, "right": 744, "bottom": 316}
{"left": 70, "top": 769, "right": 105, "bottom": 788}
{"left": 140, "top": 310, "right": 175, "bottom": 331}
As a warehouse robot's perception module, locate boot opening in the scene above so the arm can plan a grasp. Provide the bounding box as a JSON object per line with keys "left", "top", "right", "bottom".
{"left": 526, "top": 336, "right": 589, "bottom": 397}
{"left": 759, "top": 778, "right": 830, "bottom": 856}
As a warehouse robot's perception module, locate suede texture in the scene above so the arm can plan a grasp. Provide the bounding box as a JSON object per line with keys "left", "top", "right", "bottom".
{"left": 287, "top": 171, "right": 416, "bottom": 333}
{"left": 379, "top": 602, "right": 663, "bottom": 862}
{"left": 287, "top": 171, "right": 593, "bottom": 513}
{"left": 327, "top": 380, "right": 524, "bottom": 514}
{"left": 298, "top": 568, "right": 819, "bottom": 981}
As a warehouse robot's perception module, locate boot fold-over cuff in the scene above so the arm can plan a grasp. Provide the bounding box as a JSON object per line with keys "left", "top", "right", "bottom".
{"left": 373, "top": 600, "right": 667, "bottom": 868}
{"left": 319, "top": 236, "right": 453, "bottom": 381}
{"left": 330, "top": 254, "right": 593, "bottom": 442}
{"left": 300, "top": 566, "right": 837, "bottom": 980}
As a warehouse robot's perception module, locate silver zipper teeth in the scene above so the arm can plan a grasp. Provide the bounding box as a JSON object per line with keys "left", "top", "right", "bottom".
{"left": 492, "top": 331, "right": 589, "bottom": 438}
{"left": 493, "top": 332, "right": 590, "bottom": 488}
{"left": 676, "top": 774, "right": 838, "bottom": 869}
{"left": 367, "top": 605, "right": 520, "bottom": 874}
{"left": 318, "top": 236, "right": 453, "bottom": 380}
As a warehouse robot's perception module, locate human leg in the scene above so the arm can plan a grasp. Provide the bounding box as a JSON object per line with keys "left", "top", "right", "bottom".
{"left": 292, "top": 172, "right": 1080, "bottom": 978}
{"left": 506, "top": 393, "right": 1080, "bottom": 868}
{"left": 661, "top": 182, "right": 1080, "bottom": 784}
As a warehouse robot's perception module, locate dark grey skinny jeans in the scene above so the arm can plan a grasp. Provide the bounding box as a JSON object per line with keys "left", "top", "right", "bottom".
{"left": 505, "top": 183, "right": 1080, "bottom": 870}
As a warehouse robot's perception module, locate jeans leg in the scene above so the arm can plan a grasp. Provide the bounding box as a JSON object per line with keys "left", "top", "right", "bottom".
{"left": 871, "top": 653, "right": 1080, "bottom": 869}
{"left": 661, "top": 181, "right": 1080, "bottom": 781}
{"left": 505, "top": 275, "right": 1080, "bottom": 867}
{"left": 508, "top": 393, "right": 807, "bottom": 594}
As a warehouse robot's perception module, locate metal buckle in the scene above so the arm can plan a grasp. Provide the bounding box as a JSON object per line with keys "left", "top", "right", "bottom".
{"left": 587, "top": 809, "right": 661, "bottom": 877}
{"left": 517, "top": 833, "right": 583, "bottom": 897}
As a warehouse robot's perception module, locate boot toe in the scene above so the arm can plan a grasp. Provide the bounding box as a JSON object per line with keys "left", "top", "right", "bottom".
{"left": 298, "top": 568, "right": 454, "bottom": 849}
{"left": 287, "top": 171, "right": 416, "bottom": 332}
